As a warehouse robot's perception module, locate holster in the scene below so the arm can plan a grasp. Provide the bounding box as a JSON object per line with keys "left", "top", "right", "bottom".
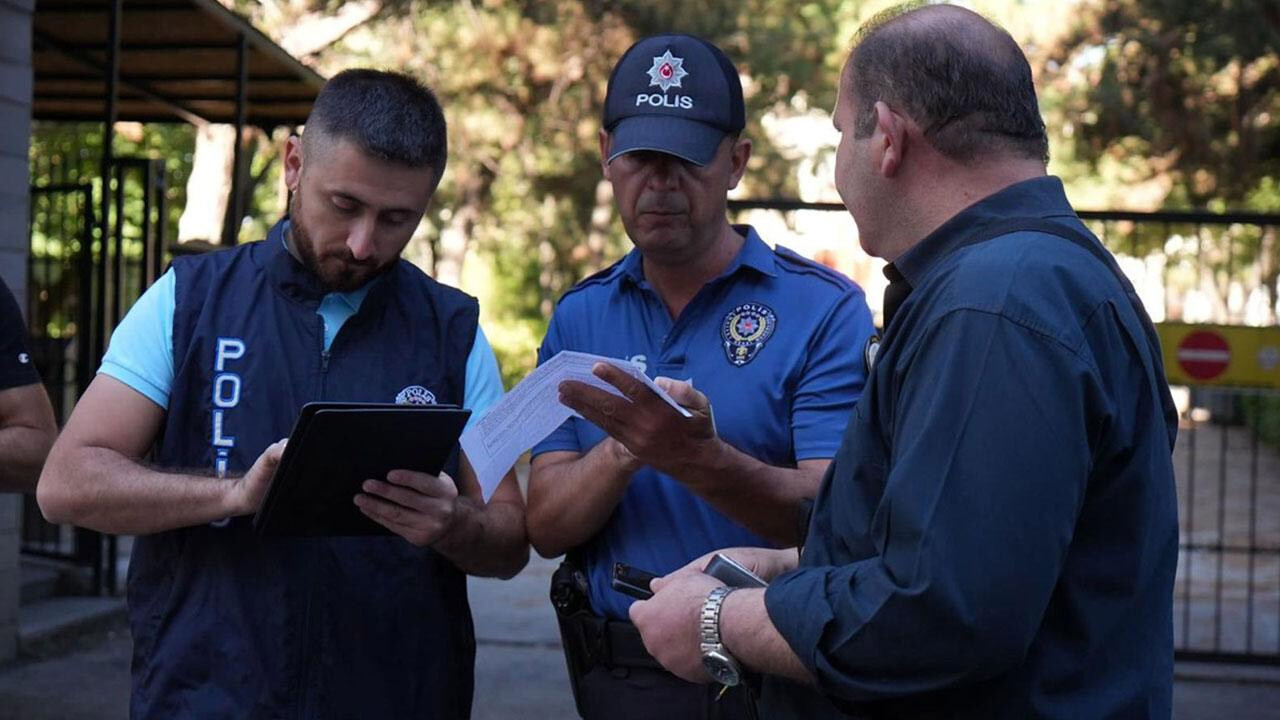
{"left": 550, "top": 557, "right": 761, "bottom": 720}
{"left": 551, "top": 558, "right": 665, "bottom": 715}
{"left": 551, "top": 557, "right": 596, "bottom": 718}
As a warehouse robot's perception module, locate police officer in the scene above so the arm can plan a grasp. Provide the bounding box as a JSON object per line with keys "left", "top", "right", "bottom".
{"left": 38, "top": 70, "right": 528, "bottom": 719}
{"left": 629, "top": 6, "right": 1180, "bottom": 718}
{"left": 526, "top": 35, "right": 875, "bottom": 719}
{"left": 0, "top": 276, "right": 56, "bottom": 492}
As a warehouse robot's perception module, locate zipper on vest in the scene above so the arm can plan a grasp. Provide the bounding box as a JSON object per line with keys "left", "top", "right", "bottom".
{"left": 318, "top": 314, "right": 330, "bottom": 398}
{"left": 300, "top": 320, "right": 323, "bottom": 716}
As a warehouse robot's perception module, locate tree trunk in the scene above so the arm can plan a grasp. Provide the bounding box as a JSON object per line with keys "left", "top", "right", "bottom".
{"left": 177, "top": 123, "right": 235, "bottom": 244}
{"left": 276, "top": 0, "right": 383, "bottom": 58}
{"left": 176, "top": 0, "right": 384, "bottom": 245}
{"left": 434, "top": 168, "right": 495, "bottom": 287}
{"left": 584, "top": 178, "right": 614, "bottom": 273}
{"left": 221, "top": 131, "right": 279, "bottom": 244}
{"left": 435, "top": 205, "right": 475, "bottom": 289}
{"left": 1262, "top": 225, "right": 1279, "bottom": 325}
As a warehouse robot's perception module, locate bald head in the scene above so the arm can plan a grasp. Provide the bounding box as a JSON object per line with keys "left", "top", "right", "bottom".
{"left": 845, "top": 3, "right": 1048, "bottom": 165}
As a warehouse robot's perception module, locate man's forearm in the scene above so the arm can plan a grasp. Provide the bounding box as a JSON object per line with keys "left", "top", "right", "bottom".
{"left": 676, "top": 442, "right": 822, "bottom": 545}
{"left": 526, "top": 443, "right": 635, "bottom": 557}
{"left": 0, "top": 425, "right": 56, "bottom": 493}
{"left": 721, "top": 587, "right": 813, "bottom": 684}
{"left": 39, "top": 445, "right": 241, "bottom": 534}
{"left": 433, "top": 497, "right": 529, "bottom": 578}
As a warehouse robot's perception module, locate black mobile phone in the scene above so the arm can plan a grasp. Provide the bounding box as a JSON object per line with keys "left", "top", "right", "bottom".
{"left": 611, "top": 562, "right": 659, "bottom": 600}
{"left": 703, "top": 553, "right": 768, "bottom": 588}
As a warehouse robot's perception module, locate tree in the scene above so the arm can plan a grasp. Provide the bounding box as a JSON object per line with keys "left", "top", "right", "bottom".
{"left": 329, "top": 0, "right": 858, "bottom": 383}
{"left": 1047, "top": 0, "right": 1278, "bottom": 208}
{"left": 176, "top": 0, "right": 391, "bottom": 245}
{"left": 1044, "top": 0, "right": 1280, "bottom": 322}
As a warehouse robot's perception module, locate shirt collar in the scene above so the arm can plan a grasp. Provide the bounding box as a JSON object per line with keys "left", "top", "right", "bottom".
{"left": 330, "top": 284, "right": 372, "bottom": 311}
{"left": 619, "top": 224, "right": 777, "bottom": 286}
{"left": 890, "top": 175, "right": 1075, "bottom": 288}
{"left": 265, "top": 217, "right": 387, "bottom": 305}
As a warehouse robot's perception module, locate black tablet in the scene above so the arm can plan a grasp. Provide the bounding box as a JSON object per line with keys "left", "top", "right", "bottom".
{"left": 252, "top": 402, "right": 472, "bottom": 537}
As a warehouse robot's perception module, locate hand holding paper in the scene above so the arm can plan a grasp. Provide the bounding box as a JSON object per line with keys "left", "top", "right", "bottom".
{"left": 557, "top": 363, "right": 718, "bottom": 478}
{"left": 460, "top": 351, "right": 696, "bottom": 501}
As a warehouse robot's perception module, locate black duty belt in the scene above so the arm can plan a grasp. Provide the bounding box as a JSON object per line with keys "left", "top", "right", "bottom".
{"left": 597, "top": 616, "right": 663, "bottom": 670}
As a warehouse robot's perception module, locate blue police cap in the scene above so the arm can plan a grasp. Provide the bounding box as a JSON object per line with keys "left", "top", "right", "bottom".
{"left": 602, "top": 34, "right": 746, "bottom": 167}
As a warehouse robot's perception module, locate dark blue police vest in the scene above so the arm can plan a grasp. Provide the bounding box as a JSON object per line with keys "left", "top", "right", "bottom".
{"left": 127, "top": 219, "right": 480, "bottom": 719}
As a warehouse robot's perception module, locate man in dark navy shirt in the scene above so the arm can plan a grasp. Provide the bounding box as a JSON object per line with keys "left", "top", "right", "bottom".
{"left": 0, "top": 276, "right": 56, "bottom": 492}
{"left": 630, "top": 5, "right": 1179, "bottom": 718}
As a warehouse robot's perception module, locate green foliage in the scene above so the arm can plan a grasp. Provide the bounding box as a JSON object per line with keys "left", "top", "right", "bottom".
{"left": 32, "top": 2, "right": 1276, "bottom": 383}
{"left": 28, "top": 122, "right": 196, "bottom": 338}
{"left": 1039, "top": 0, "right": 1279, "bottom": 327}
{"left": 29, "top": 122, "right": 196, "bottom": 243}
{"left": 1238, "top": 393, "right": 1280, "bottom": 448}
{"left": 1046, "top": 0, "right": 1279, "bottom": 211}
{"left": 329, "top": 0, "right": 857, "bottom": 385}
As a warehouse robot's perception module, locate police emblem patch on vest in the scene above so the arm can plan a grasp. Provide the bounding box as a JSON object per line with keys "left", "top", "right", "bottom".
{"left": 721, "top": 303, "right": 777, "bottom": 367}
{"left": 395, "top": 385, "right": 437, "bottom": 405}
{"left": 864, "top": 333, "right": 881, "bottom": 374}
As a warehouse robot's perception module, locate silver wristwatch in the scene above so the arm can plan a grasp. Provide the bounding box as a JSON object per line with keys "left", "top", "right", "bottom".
{"left": 700, "top": 586, "right": 743, "bottom": 687}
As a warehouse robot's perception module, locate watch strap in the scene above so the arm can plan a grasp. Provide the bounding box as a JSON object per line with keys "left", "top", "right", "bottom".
{"left": 700, "top": 585, "right": 735, "bottom": 651}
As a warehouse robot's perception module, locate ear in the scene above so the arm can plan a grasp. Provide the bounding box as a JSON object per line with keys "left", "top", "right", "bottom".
{"left": 598, "top": 129, "right": 613, "bottom": 181}
{"left": 726, "top": 137, "right": 752, "bottom": 190}
{"left": 872, "top": 101, "right": 907, "bottom": 179}
{"left": 283, "top": 134, "right": 303, "bottom": 192}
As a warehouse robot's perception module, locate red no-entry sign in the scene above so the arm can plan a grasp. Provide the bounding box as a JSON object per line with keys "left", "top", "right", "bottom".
{"left": 1177, "top": 330, "right": 1231, "bottom": 381}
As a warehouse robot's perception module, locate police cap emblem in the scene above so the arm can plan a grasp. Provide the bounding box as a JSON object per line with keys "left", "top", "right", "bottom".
{"left": 647, "top": 50, "right": 688, "bottom": 92}
{"left": 721, "top": 303, "right": 777, "bottom": 367}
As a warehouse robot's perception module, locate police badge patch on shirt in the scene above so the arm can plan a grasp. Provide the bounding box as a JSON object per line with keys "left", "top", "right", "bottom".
{"left": 721, "top": 302, "right": 777, "bottom": 367}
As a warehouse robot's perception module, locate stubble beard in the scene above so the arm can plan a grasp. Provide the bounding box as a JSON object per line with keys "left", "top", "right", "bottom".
{"left": 288, "top": 193, "right": 389, "bottom": 293}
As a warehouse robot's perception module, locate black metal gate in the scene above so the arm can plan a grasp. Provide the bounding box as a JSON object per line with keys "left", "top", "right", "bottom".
{"left": 23, "top": 156, "right": 167, "bottom": 595}
{"left": 1174, "top": 387, "right": 1280, "bottom": 665}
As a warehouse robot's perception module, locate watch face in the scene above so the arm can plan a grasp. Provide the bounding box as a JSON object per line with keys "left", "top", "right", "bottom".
{"left": 701, "top": 650, "right": 742, "bottom": 686}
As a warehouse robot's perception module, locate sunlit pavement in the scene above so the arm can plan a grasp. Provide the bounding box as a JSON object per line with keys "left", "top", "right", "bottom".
{"left": 2, "top": 552, "right": 1279, "bottom": 719}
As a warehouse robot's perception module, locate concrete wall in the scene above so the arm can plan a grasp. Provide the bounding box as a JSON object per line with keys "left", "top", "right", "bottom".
{"left": 0, "top": 0, "right": 34, "bottom": 665}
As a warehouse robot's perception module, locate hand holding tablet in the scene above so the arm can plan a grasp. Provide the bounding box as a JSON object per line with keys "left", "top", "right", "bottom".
{"left": 252, "top": 402, "right": 471, "bottom": 537}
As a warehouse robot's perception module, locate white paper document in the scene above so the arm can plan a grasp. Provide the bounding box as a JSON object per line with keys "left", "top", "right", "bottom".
{"left": 461, "top": 350, "right": 692, "bottom": 501}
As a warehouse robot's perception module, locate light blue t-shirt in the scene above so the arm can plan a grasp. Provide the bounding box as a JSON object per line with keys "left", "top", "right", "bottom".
{"left": 101, "top": 268, "right": 504, "bottom": 431}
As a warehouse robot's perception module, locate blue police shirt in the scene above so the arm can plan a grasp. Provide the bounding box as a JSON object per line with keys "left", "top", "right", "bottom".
{"left": 761, "top": 177, "right": 1179, "bottom": 718}
{"left": 533, "top": 225, "right": 875, "bottom": 620}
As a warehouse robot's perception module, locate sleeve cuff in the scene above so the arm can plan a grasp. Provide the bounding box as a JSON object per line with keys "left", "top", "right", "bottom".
{"left": 530, "top": 438, "right": 582, "bottom": 458}
{"left": 794, "top": 446, "right": 839, "bottom": 462}
{"left": 764, "top": 567, "right": 837, "bottom": 677}
{"left": 98, "top": 363, "right": 169, "bottom": 410}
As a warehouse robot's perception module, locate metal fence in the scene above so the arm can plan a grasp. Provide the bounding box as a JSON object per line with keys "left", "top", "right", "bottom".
{"left": 23, "top": 156, "right": 168, "bottom": 596}
{"left": 1174, "top": 387, "right": 1280, "bottom": 664}
{"left": 731, "top": 200, "right": 1280, "bottom": 665}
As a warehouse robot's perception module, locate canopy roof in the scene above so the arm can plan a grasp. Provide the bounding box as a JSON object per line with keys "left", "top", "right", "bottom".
{"left": 33, "top": 0, "right": 324, "bottom": 127}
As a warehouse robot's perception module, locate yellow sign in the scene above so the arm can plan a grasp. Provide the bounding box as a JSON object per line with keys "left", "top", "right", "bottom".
{"left": 1157, "top": 322, "right": 1280, "bottom": 389}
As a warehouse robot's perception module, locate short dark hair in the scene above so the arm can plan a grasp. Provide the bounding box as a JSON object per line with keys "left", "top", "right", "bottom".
{"left": 847, "top": 4, "right": 1049, "bottom": 165}
{"left": 303, "top": 69, "right": 448, "bottom": 177}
